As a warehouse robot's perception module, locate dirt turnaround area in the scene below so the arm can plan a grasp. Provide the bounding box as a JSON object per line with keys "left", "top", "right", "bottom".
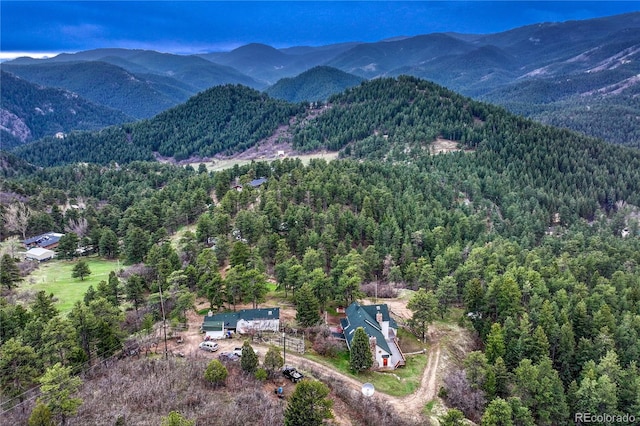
{"left": 161, "top": 296, "right": 475, "bottom": 425}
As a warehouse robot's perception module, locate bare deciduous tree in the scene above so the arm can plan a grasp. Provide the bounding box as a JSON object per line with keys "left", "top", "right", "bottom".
{"left": 3, "top": 202, "right": 32, "bottom": 239}
{"left": 65, "top": 218, "right": 89, "bottom": 239}
{"left": 0, "top": 236, "right": 23, "bottom": 258}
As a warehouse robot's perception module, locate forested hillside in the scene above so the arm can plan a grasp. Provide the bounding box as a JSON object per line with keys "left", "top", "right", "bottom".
{"left": 0, "top": 71, "right": 132, "bottom": 148}
{"left": 2, "top": 152, "right": 640, "bottom": 424}
{"left": 265, "top": 66, "right": 364, "bottom": 103}
{"left": 1, "top": 61, "right": 183, "bottom": 119}
{"left": 2, "top": 73, "right": 640, "bottom": 424}
{"left": 11, "top": 84, "right": 304, "bottom": 165}
{"left": 4, "top": 13, "right": 640, "bottom": 148}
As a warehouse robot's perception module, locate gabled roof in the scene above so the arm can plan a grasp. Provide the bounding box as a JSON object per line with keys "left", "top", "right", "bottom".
{"left": 238, "top": 307, "right": 279, "bottom": 321}
{"left": 360, "top": 304, "right": 398, "bottom": 330}
{"left": 248, "top": 177, "right": 267, "bottom": 188}
{"left": 204, "top": 312, "right": 239, "bottom": 328}
{"left": 202, "top": 321, "right": 225, "bottom": 332}
{"left": 341, "top": 302, "right": 391, "bottom": 354}
{"left": 24, "top": 232, "right": 64, "bottom": 248}
{"left": 25, "top": 247, "right": 55, "bottom": 257}
{"left": 203, "top": 308, "right": 280, "bottom": 329}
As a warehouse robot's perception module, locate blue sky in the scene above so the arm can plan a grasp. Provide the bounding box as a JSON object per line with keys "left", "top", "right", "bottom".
{"left": 1, "top": 1, "right": 639, "bottom": 59}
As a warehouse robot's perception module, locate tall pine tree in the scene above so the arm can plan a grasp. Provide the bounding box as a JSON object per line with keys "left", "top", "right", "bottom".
{"left": 349, "top": 327, "right": 373, "bottom": 372}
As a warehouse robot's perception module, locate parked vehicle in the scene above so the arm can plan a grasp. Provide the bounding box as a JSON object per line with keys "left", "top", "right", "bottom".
{"left": 282, "top": 366, "right": 304, "bottom": 383}
{"left": 199, "top": 341, "right": 219, "bottom": 352}
{"left": 232, "top": 346, "right": 259, "bottom": 357}
{"left": 218, "top": 352, "right": 240, "bottom": 361}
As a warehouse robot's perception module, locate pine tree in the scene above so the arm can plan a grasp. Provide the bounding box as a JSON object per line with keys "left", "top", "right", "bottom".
{"left": 161, "top": 411, "right": 195, "bottom": 426}
{"left": 481, "top": 397, "right": 513, "bottom": 426}
{"left": 38, "top": 363, "right": 82, "bottom": 426}
{"left": 440, "top": 409, "right": 466, "bottom": 426}
{"left": 28, "top": 402, "right": 55, "bottom": 426}
{"left": 284, "top": 380, "right": 333, "bottom": 426}
{"left": 71, "top": 260, "right": 91, "bottom": 281}
{"left": 349, "top": 326, "right": 373, "bottom": 372}
{"left": 240, "top": 340, "right": 259, "bottom": 374}
{"left": 263, "top": 345, "right": 284, "bottom": 377}
{"left": 295, "top": 283, "right": 321, "bottom": 327}
{"left": 204, "top": 359, "right": 228, "bottom": 387}
{"left": 407, "top": 288, "right": 438, "bottom": 343}
{"left": 485, "top": 323, "right": 506, "bottom": 364}
{"left": 0, "top": 253, "right": 22, "bottom": 290}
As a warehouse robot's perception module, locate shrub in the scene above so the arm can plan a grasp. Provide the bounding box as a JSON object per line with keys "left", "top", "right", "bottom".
{"left": 312, "top": 335, "right": 344, "bottom": 358}
{"left": 204, "top": 359, "right": 228, "bottom": 387}
{"left": 255, "top": 368, "right": 268, "bottom": 381}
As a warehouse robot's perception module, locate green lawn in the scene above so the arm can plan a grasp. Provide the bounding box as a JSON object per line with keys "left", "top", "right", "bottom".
{"left": 20, "top": 257, "right": 121, "bottom": 314}
{"left": 306, "top": 348, "right": 428, "bottom": 397}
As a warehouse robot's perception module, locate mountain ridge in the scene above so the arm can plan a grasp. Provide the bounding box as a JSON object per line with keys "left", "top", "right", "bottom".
{"left": 3, "top": 11, "right": 640, "bottom": 147}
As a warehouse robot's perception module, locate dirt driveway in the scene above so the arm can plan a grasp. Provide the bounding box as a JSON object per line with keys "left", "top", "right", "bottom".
{"left": 167, "top": 298, "right": 471, "bottom": 425}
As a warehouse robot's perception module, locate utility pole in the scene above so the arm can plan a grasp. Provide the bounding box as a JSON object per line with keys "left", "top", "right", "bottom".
{"left": 282, "top": 332, "right": 286, "bottom": 367}
{"left": 159, "top": 282, "right": 168, "bottom": 360}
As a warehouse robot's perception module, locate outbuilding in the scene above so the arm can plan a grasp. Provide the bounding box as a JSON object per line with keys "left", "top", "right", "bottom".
{"left": 25, "top": 247, "right": 55, "bottom": 262}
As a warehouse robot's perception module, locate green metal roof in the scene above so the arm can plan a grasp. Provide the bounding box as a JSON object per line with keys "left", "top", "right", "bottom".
{"left": 340, "top": 302, "right": 392, "bottom": 354}
{"left": 202, "top": 308, "right": 280, "bottom": 329}
{"left": 202, "top": 321, "right": 224, "bottom": 332}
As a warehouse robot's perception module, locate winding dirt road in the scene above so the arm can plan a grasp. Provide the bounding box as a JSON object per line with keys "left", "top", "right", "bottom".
{"left": 176, "top": 298, "right": 464, "bottom": 425}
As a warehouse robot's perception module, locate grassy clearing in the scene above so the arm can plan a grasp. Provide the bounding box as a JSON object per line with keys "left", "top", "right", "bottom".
{"left": 198, "top": 152, "right": 340, "bottom": 172}
{"left": 306, "top": 348, "right": 428, "bottom": 397}
{"left": 20, "top": 257, "right": 121, "bottom": 314}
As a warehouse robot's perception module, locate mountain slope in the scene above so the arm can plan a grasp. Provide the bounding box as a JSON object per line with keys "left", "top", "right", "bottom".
{"left": 265, "top": 66, "right": 364, "bottom": 102}
{"left": 10, "top": 75, "right": 640, "bottom": 221}
{"left": 10, "top": 84, "right": 304, "bottom": 166}
{"left": 290, "top": 76, "right": 640, "bottom": 218}
{"left": 8, "top": 48, "right": 263, "bottom": 91}
{"left": 6, "top": 13, "right": 640, "bottom": 147}
{"left": 200, "top": 43, "right": 361, "bottom": 85}
{"left": 327, "top": 33, "right": 476, "bottom": 79}
{"left": 3, "top": 49, "right": 264, "bottom": 120}
{"left": 0, "top": 71, "right": 132, "bottom": 148}
{"left": 1, "top": 61, "right": 180, "bottom": 118}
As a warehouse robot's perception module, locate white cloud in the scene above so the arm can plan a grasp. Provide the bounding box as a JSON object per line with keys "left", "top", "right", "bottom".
{"left": 0, "top": 52, "right": 63, "bottom": 61}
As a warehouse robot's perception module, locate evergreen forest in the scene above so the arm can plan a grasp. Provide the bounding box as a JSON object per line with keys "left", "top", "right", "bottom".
{"left": 1, "top": 75, "right": 640, "bottom": 424}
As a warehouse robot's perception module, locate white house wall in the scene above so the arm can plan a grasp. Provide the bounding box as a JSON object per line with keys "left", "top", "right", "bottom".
{"left": 236, "top": 319, "right": 279, "bottom": 334}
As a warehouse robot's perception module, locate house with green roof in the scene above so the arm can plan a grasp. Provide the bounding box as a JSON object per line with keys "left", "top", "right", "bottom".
{"left": 202, "top": 307, "right": 280, "bottom": 339}
{"left": 340, "top": 302, "right": 405, "bottom": 370}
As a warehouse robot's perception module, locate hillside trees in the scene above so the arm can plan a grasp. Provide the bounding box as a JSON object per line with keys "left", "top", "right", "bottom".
{"left": 37, "top": 363, "right": 83, "bottom": 426}
{"left": 3, "top": 75, "right": 640, "bottom": 424}
{"left": 295, "top": 283, "right": 321, "bottom": 327}
{"left": 407, "top": 289, "right": 438, "bottom": 343}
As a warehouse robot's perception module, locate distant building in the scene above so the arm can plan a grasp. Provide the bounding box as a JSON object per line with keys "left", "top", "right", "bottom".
{"left": 23, "top": 232, "right": 64, "bottom": 250}
{"left": 231, "top": 177, "right": 267, "bottom": 192}
{"left": 248, "top": 177, "right": 267, "bottom": 188}
{"left": 25, "top": 247, "right": 55, "bottom": 262}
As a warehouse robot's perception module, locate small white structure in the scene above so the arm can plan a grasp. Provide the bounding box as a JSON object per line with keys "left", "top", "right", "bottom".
{"left": 25, "top": 247, "right": 55, "bottom": 261}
